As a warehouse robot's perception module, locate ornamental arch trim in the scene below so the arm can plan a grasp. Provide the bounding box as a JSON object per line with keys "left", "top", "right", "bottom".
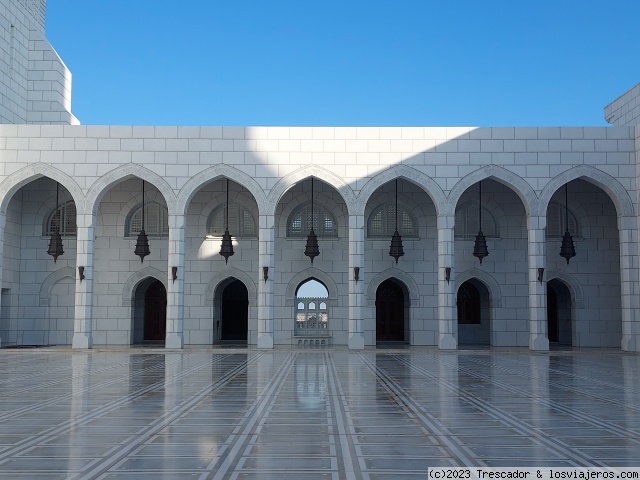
{"left": 40, "top": 267, "right": 76, "bottom": 306}
{"left": 537, "top": 165, "right": 635, "bottom": 218}
{"left": 0, "top": 164, "right": 85, "bottom": 215}
{"left": 366, "top": 268, "right": 420, "bottom": 307}
{"left": 84, "top": 164, "right": 177, "bottom": 217}
{"left": 176, "top": 164, "right": 266, "bottom": 217}
{"left": 266, "top": 166, "right": 357, "bottom": 218}
{"left": 122, "top": 267, "right": 168, "bottom": 307}
{"left": 455, "top": 268, "right": 503, "bottom": 308}
{"left": 445, "top": 165, "right": 537, "bottom": 218}
{"left": 546, "top": 269, "right": 585, "bottom": 309}
{"left": 285, "top": 268, "right": 339, "bottom": 306}
{"left": 204, "top": 268, "right": 257, "bottom": 307}
{"left": 356, "top": 165, "right": 446, "bottom": 217}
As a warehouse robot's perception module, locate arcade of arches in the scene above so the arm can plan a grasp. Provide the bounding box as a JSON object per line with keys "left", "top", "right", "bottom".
{"left": 0, "top": 172, "right": 630, "bottom": 352}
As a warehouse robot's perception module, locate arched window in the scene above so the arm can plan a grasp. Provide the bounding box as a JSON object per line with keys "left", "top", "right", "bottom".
{"left": 295, "top": 279, "right": 329, "bottom": 335}
{"left": 126, "top": 202, "right": 169, "bottom": 237}
{"left": 546, "top": 202, "right": 579, "bottom": 238}
{"left": 287, "top": 202, "right": 338, "bottom": 238}
{"left": 455, "top": 202, "right": 499, "bottom": 239}
{"left": 44, "top": 201, "right": 77, "bottom": 236}
{"left": 207, "top": 202, "right": 256, "bottom": 237}
{"left": 367, "top": 202, "right": 417, "bottom": 238}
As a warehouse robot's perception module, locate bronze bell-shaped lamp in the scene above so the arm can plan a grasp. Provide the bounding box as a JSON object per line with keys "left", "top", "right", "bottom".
{"left": 219, "top": 179, "right": 235, "bottom": 264}
{"left": 559, "top": 183, "right": 576, "bottom": 264}
{"left": 134, "top": 179, "right": 151, "bottom": 262}
{"left": 389, "top": 179, "right": 404, "bottom": 263}
{"left": 47, "top": 182, "right": 64, "bottom": 262}
{"left": 304, "top": 178, "right": 320, "bottom": 263}
{"left": 472, "top": 181, "right": 489, "bottom": 264}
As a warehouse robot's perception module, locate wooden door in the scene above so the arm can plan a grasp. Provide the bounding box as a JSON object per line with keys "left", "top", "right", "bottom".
{"left": 144, "top": 280, "right": 166, "bottom": 341}
{"left": 547, "top": 284, "right": 558, "bottom": 343}
{"left": 221, "top": 280, "right": 248, "bottom": 342}
{"left": 376, "top": 280, "right": 404, "bottom": 342}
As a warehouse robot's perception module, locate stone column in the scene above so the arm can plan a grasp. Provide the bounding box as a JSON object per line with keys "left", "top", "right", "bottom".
{"left": 619, "top": 216, "right": 639, "bottom": 352}
{"left": 72, "top": 213, "right": 94, "bottom": 349}
{"left": 257, "top": 214, "right": 274, "bottom": 348}
{"left": 166, "top": 214, "right": 185, "bottom": 349}
{"left": 438, "top": 214, "right": 457, "bottom": 349}
{"left": 528, "top": 215, "right": 549, "bottom": 351}
{"left": 348, "top": 214, "right": 365, "bottom": 349}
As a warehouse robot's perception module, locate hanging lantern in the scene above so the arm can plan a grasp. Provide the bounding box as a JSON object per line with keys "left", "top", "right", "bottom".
{"left": 389, "top": 179, "right": 404, "bottom": 263}
{"left": 472, "top": 181, "right": 489, "bottom": 264}
{"left": 220, "top": 178, "right": 235, "bottom": 264}
{"left": 134, "top": 179, "right": 151, "bottom": 262}
{"left": 47, "top": 182, "right": 64, "bottom": 262}
{"left": 559, "top": 183, "right": 576, "bottom": 264}
{"left": 304, "top": 177, "right": 320, "bottom": 263}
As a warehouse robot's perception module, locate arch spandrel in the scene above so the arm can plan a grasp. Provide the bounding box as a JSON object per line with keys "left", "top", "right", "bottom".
{"left": 0, "top": 164, "right": 85, "bottom": 215}
{"left": 537, "top": 165, "right": 635, "bottom": 218}
{"left": 204, "top": 268, "right": 258, "bottom": 306}
{"left": 366, "top": 268, "right": 420, "bottom": 307}
{"left": 266, "top": 166, "right": 357, "bottom": 218}
{"left": 455, "top": 268, "right": 503, "bottom": 308}
{"left": 285, "top": 268, "right": 339, "bottom": 304}
{"left": 176, "top": 164, "right": 266, "bottom": 217}
{"left": 122, "top": 267, "right": 168, "bottom": 307}
{"left": 84, "top": 164, "right": 177, "bottom": 217}
{"left": 445, "top": 165, "right": 537, "bottom": 218}
{"left": 356, "top": 165, "right": 446, "bottom": 217}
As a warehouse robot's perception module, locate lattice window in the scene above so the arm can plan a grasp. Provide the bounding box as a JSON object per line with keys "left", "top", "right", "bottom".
{"left": 546, "top": 202, "right": 579, "bottom": 238}
{"left": 367, "top": 202, "right": 417, "bottom": 237}
{"left": 287, "top": 202, "right": 338, "bottom": 238}
{"left": 126, "top": 202, "right": 169, "bottom": 237}
{"left": 207, "top": 202, "right": 257, "bottom": 237}
{"left": 455, "top": 202, "right": 499, "bottom": 239}
{"left": 44, "top": 201, "right": 76, "bottom": 236}
{"left": 295, "top": 297, "right": 329, "bottom": 335}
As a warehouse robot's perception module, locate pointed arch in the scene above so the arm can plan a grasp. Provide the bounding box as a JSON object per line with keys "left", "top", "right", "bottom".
{"left": 122, "top": 267, "right": 167, "bottom": 307}
{"left": 445, "top": 165, "right": 537, "bottom": 217}
{"left": 266, "top": 166, "right": 357, "bottom": 217}
{"left": 546, "top": 269, "right": 585, "bottom": 308}
{"left": 366, "top": 268, "right": 420, "bottom": 306}
{"left": 84, "top": 164, "right": 177, "bottom": 217}
{"left": 537, "top": 165, "right": 635, "bottom": 218}
{"left": 285, "top": 267, "right": 338, "bottom": 305}
{"left": 356, "top": 165, "right": 446, "bottom": 216}
{"left": 176, "top": 164, "right": 266, "bottom": 217}
{"left": 39, "top": 267, "right": 76, "bottom": 306}
{"left": 0, "top": 164, "right": 85, "bottom": 215}
{"left": 455, "top": 268, "right": 503, "bottom": 308}
{"left": 204, "top": 267, "right": 257, "bottom": 306}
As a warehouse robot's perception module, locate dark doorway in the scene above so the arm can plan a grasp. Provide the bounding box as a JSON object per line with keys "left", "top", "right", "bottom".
{"left": 376, "top": 279, "right": 405, "bottom": 342}
{"left": 144, "top": 280, "right": 166, "bottom": 341}
{"left": 221, "top": 280, "right": 248, "bottom": 342}
{"left": 547, "top": 279, "right": 572, "bottom": 345}
{"left": 457, "top": 281, "right": 481, "bottom": 325}
{"left": 457, "top": 279, "right": 491, "bottom": 345}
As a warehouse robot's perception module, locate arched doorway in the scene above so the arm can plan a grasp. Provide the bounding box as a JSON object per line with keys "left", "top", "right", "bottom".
{"left": 457, "top": 279, "right": 491, "bottom": 345}
{"left": 547, "top": 279, "right": 572, "bottom": 345}
{"left": 376, "top": 279, "right": 405, "bottom": 342}
{"left": 220, "top": 280, "right": 248, "bottom": 343}
{"left": 143, "top": 280, "right": 166, "bottom": 342}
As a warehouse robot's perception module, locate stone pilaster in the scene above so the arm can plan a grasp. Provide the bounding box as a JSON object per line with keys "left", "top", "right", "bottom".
{"left": 619, "top": 216, "right": 639, "bottom": 351}
{"left": 257, "top": 214, "right": 274, "bottom": 348}
{"left": 166, "top": 214, "right": 185, "bottom": 349}
{"left": 72, "top": 213, "right": 94, "bottom": 349}
{"left": 348, "top": 214, "right": 365, "bottom": 349}
{"left": 438, "top": 215, "right": 457, "bottom": 349}
{"left": 528, "top": 216, "right": 549, "bottom": 351}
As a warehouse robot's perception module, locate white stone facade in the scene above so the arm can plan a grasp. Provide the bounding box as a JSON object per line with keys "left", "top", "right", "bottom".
{"left": 0, "top": 0, "right": 639, "bottom": 351}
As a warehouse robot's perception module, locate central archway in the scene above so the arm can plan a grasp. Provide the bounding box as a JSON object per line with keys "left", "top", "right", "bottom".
{"left": 220, "top": 280, "right": 249, "bottom": 343}
{"left": 376, "top": 279, "right": 406, "bottom": 343}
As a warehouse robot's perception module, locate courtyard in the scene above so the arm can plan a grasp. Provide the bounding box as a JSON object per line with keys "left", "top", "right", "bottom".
{"left": 0, "top": 347, "right": 637, "bottom": 478}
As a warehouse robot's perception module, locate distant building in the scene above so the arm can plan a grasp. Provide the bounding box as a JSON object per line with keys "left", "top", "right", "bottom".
{"left": 0, "top": 0, "right": 639, "bottom": 351}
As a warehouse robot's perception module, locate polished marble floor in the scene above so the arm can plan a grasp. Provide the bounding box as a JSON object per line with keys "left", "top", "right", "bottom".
{"left": 0, "top": 347, "right": 639, "bottom": 479}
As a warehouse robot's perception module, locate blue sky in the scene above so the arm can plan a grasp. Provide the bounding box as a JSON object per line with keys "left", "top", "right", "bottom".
{"left": 46, "top": 1, "right": 639, "bottom": 127}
